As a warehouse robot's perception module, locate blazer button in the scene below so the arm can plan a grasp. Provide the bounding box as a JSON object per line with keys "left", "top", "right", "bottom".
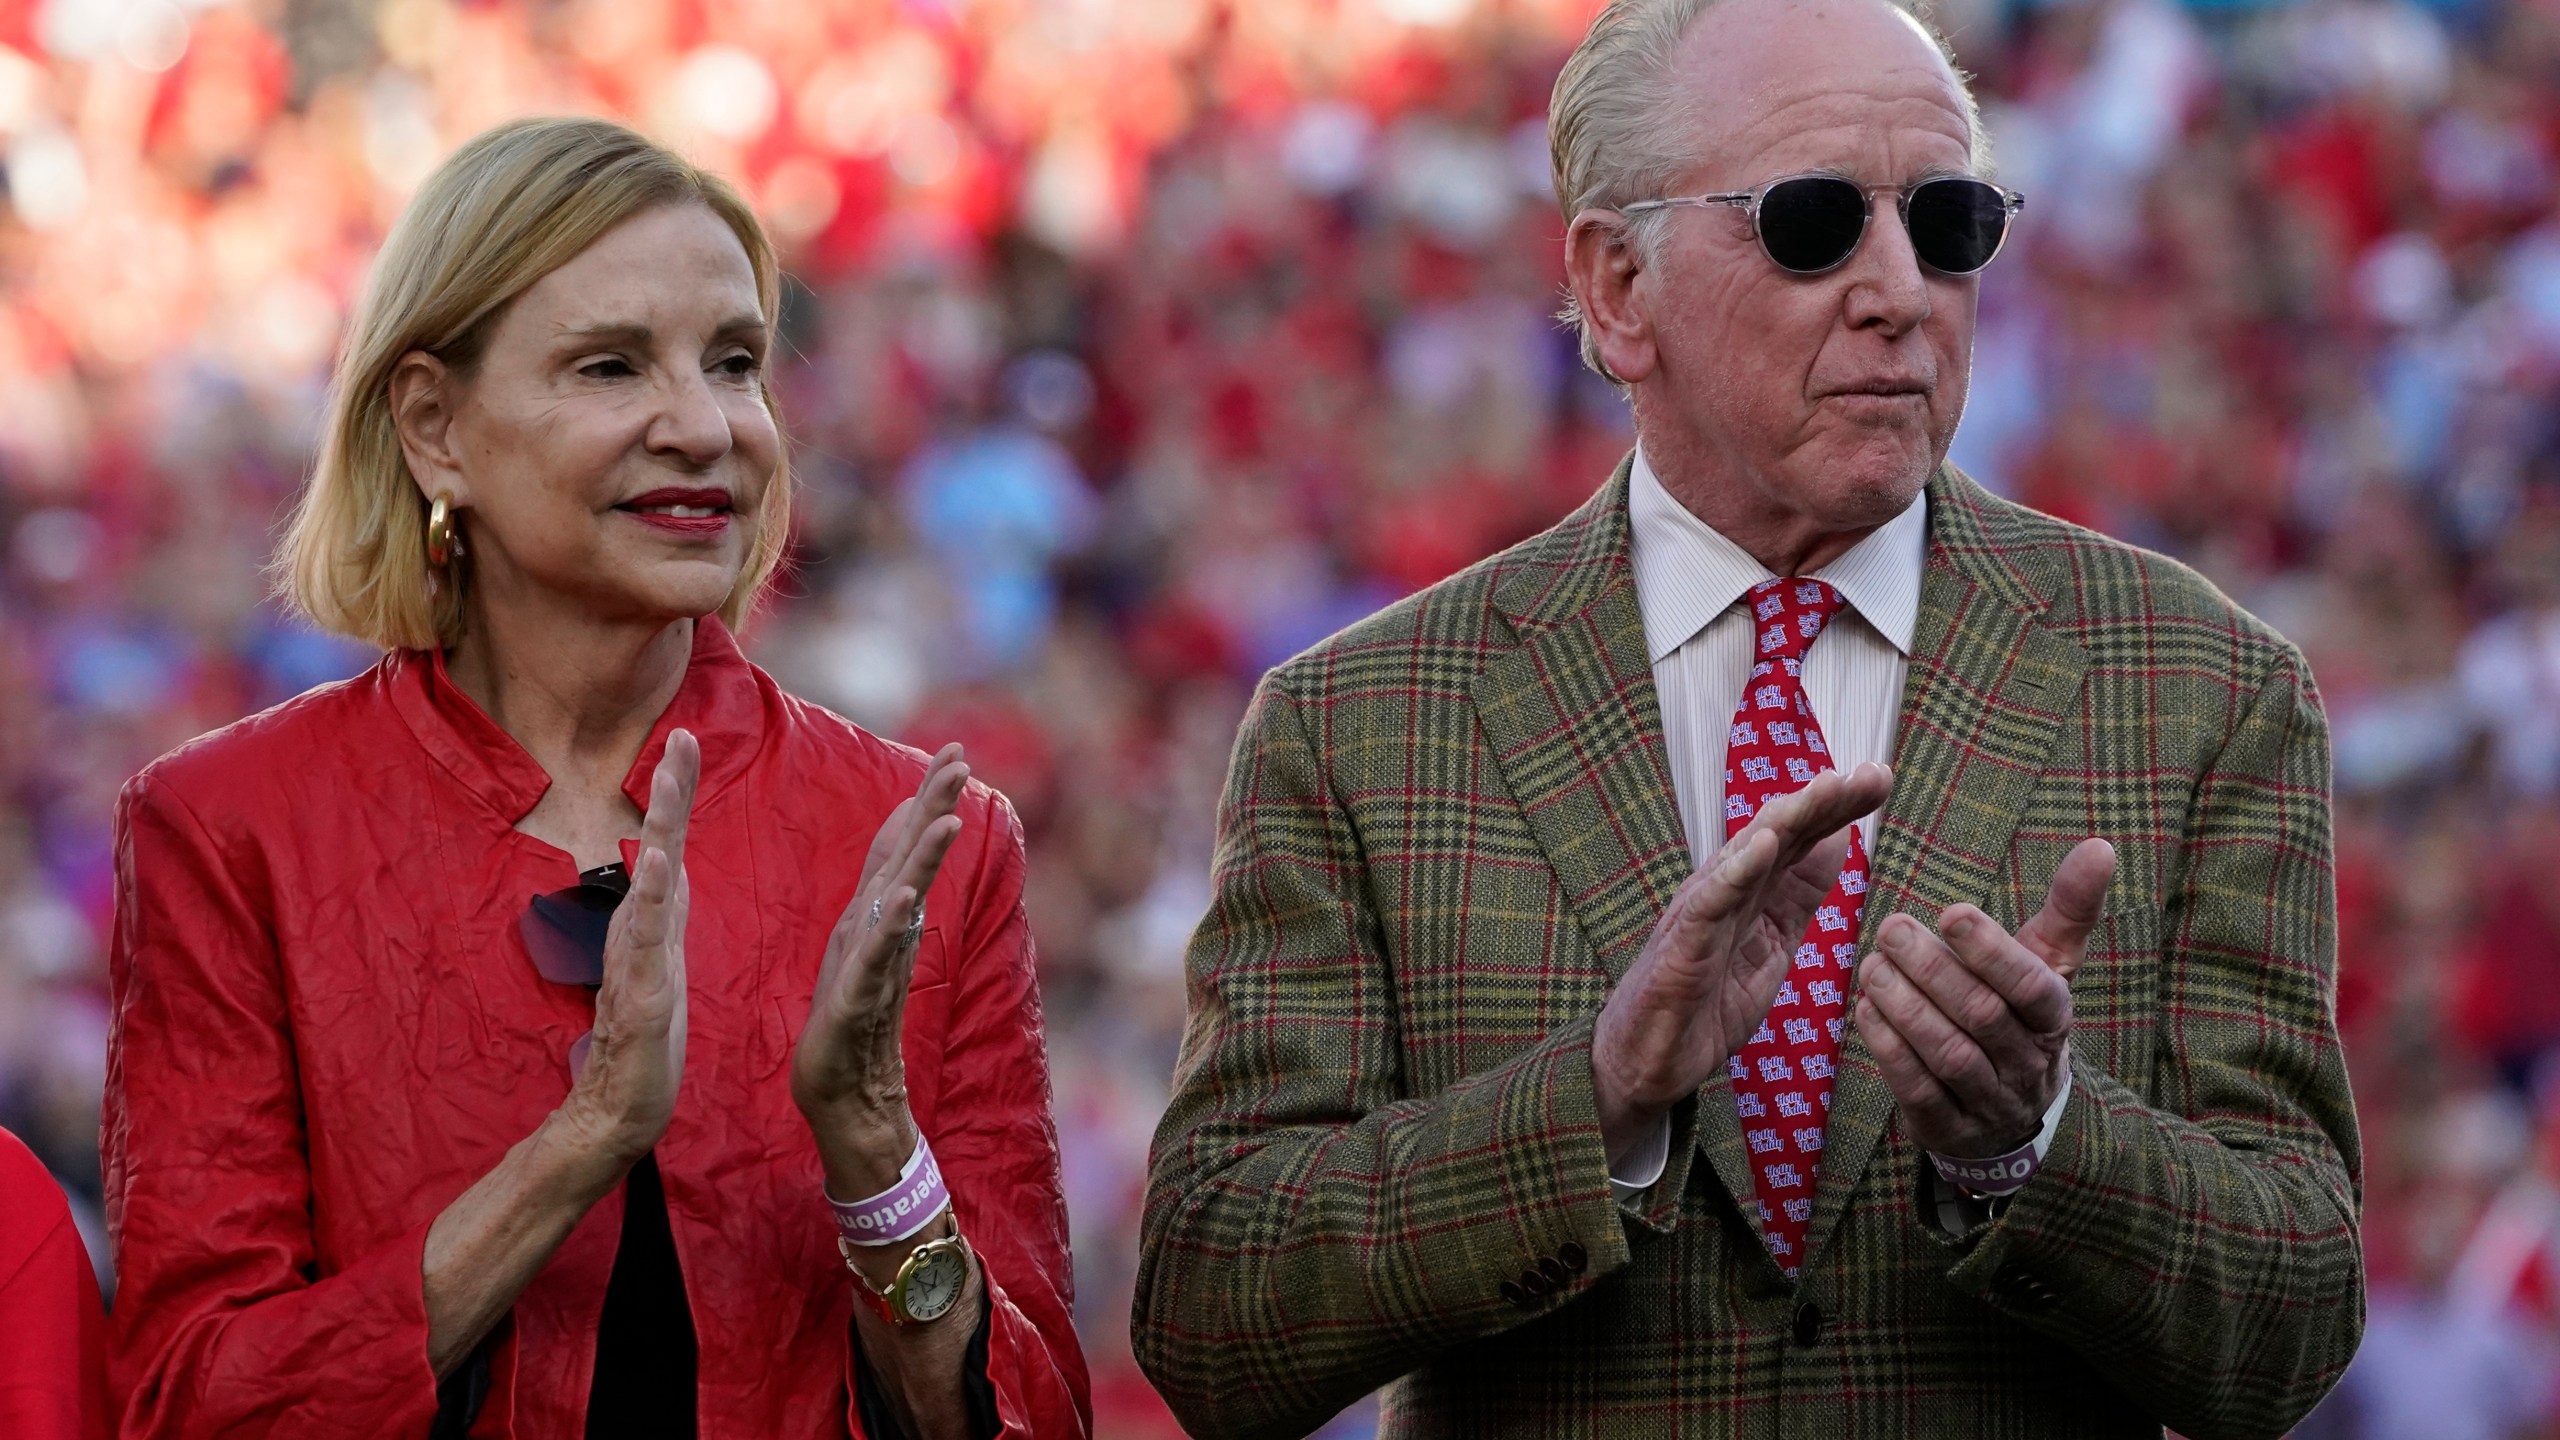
{"left": 1559, "top": 1241, "right": 1589, "bottom": 1273}
{"left": 2000, "top": 1267, "right": 2059, "bottom": 1310}
{"left": 1520, "top": 1268, "right": 1553, "bottom": 1298}
{"left": 1538, "top": 1256, "right": 1570, "bottom": 1288}
{"left": 1500, "top": 1280, "right": 1532, "bottom": 1309}
{"left": 1792, "top": 1302, "right": 1824, "bottom": 1348}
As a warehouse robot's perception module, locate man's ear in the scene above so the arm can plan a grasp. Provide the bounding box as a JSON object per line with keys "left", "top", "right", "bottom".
{"left": 1564, "top": 210, "right": 1659, "bottom": 386}
{"left": 389, "top": 351, "right": 470, "bottom": 505}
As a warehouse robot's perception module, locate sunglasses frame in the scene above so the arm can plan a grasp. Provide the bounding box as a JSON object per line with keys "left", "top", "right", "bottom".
{"left": 1619, "top": 173, "right": 2026, "bottom": 277}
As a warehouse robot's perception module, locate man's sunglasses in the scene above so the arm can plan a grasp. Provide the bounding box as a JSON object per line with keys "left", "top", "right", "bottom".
{"left": 520, "top": 862, "right": 630, "bottom": 1077}
{"left": 1620, "top": 174, "right": 2025, "bottom": 277}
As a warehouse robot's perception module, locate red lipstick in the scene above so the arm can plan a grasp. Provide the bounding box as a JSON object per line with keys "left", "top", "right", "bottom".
{"left": 616, "top": 487, "right": 735, "bottom": 539}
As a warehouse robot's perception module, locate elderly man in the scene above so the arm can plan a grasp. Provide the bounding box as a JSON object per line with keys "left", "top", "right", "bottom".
{"left": 1133, "top": 0, "right": 2363, "bottom": 1435}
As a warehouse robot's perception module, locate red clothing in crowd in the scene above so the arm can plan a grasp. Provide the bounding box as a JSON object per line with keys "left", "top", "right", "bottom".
{"left": 0, "top": 1126, "right": 108, "bottom": 1440}
{"left": 103, "top": 619, "right": 1089, "bottom": 1439}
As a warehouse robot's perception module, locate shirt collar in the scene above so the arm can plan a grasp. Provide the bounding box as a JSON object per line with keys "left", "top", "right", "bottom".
{"left": 389, "top": 616, "right": 768, "bottom": 824}
{"left": 1626, "top": 446, "right": 1927, "bottom": 664}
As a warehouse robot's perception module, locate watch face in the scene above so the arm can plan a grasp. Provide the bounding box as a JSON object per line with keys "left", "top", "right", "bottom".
{"left": 901, "top": 1243, "right": 966, "bottom": 1323}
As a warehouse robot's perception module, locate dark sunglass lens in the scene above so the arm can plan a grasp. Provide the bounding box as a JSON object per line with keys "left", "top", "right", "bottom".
{"left": 1757, "top": 177, "right": 1869, "bottom": 273}
{"left": 1906, "top": 179, "right": 2011, "bottom": 274}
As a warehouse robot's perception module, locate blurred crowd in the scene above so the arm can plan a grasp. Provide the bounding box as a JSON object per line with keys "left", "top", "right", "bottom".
{"left": 0, "top": 0, "right": 2556, "bottom": 1435}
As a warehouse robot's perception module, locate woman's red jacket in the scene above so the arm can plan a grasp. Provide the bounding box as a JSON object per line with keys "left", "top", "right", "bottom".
{"left": 103, "top": 620, "right": 1091, "bottom": 1438}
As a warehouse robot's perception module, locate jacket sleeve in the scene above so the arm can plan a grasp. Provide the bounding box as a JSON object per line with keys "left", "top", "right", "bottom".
{"left": 1130, "top": 675, "right": 1644, "bottom": 1440}
{"left": 1936, "top": 647, "right": 2365, "bottom": 1440}
{"left": 104, "top": 774, "right": 447, "bottom": 1439}
{"left": 846, "top": 790, "right": 1091, "bottom": 1438}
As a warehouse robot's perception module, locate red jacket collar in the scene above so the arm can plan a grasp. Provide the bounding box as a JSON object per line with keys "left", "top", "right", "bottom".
{"left": 388, "top": 617, "right": 767, "bottom": 825}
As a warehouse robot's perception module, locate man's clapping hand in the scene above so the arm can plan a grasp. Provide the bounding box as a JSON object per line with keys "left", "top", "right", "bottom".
{"left": 1590, "top": 762, "right": 1895, "bottom": 1167}
{"left": 1855, "top": 837, "right": 2115, "bottom": 1160}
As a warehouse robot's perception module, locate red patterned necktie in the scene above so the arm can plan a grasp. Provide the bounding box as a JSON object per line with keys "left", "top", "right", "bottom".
{"left": 1720, "top": 576, "right": 1868, "bottom": 1278}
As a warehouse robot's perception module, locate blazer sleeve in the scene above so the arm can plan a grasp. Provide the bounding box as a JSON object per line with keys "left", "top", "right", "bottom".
{"left": 1131, "top": 673, "right": 1642, "bottom": 1440}
{"left": 846, "top": 790, "right": 1091, "bottom": 1438}
{"left": 103, "top": 774, "right": 446, "bottom": 1439}
{"left": 1935, "top": 646, "right": 2365, "bottom": 1439}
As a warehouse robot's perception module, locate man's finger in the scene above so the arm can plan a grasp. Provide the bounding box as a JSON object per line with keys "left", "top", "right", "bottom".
{"left": 1856, "top": 998, "right": 1964, "bottom": 1135}
{"left": 2016, "top": 838, "right": 2116, "bottom": 980}
{"left": 1686, "top": 828, "right": 1782, "bottom": 928}
{"left": 1855, "top": 952, "right": 2004, "bottom": 1107}
{"left": 1741, "top": 763, "right": 1892, "bottom": 868}
{"left": 1931, "top": 906, "right": 2074, "bottom": 1036}
{"left": 1761, "top": 826, "right": 1852, "bottom": 936}
{"left": 1789, "top": 825, "right": 1853, "bottom": 889}
{"left": 1877, "top": 917, "right": 2058, "bottom": 1102}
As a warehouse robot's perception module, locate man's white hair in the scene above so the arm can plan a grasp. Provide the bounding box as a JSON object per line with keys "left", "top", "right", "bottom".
{"left": 1549, "top": 0, "right": 1992, "bottom": 381}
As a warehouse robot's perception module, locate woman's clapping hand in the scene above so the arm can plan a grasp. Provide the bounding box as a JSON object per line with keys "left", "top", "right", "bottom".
{"left": 791, "top": 743, "right": 971, "bottom": 1195}
{"left": 557, "top": 728, "right": 699, "bottom": 1165}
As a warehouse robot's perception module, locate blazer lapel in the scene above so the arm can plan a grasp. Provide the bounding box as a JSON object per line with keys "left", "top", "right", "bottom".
{"left": 1800, "top": 467, "right": 2091, "bottom": 1271}
{"left": 1470, "top": 459, "right": 1763, "bottom": 1231}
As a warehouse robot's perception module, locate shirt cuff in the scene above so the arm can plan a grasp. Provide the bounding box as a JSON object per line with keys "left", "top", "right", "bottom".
{"left": 1605, "top": 1114, "right": 1673, "bottom": 1204}
{"left": 1926, "top": 1050, "right": 2071, "bottom": 1235}
{"left": 2023, "top": 1051, "right": 2072, "bottom": 1163}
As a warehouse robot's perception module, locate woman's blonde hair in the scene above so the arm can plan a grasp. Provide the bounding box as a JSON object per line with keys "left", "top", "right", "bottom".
{"left": 278, "top": 116, "right": 793, "bottom": 651}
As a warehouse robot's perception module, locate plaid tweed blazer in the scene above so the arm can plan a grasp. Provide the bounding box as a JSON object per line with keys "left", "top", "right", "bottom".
{"left": 1134, "top": 460, "right": 2363, "bottom": 1440}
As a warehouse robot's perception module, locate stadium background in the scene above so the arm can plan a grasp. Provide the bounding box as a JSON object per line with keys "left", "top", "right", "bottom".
{"left": 0, "top": 0, "right": 2556, "bottom": 1434}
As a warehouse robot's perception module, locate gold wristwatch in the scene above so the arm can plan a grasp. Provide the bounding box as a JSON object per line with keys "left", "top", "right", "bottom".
{"left": 841, "top": 1230, "right": 974, "bottom": 1326}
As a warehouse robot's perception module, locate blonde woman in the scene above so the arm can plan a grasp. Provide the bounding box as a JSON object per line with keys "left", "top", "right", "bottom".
{"left": 103, "top": 118, "right": 1087, "bottom": 1440}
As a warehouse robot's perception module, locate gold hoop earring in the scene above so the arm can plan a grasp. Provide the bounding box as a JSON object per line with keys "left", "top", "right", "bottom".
{"left": 425, "top": 494, "right": 462, "bottom": 568}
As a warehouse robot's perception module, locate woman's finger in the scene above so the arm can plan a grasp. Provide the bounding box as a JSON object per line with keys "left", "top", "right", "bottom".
{"left": 601, "top": 844, "right": 683, "bottom": 1033}
{"left": 638, "top": 730, "right": 701, "bottom": 878}
{"left": 889, "top": 752, "right": 970, "bottom": 872}
{"left": 817, "top": 748, "right": 971, "bottom": 1024}
{"left": 920, "top": 748, "right": 969, "bottom": 814}
{"left": 902, "top": 746, "right": 964, "bottom": 838}
{"left": 837, "top": 884, "right": 929, "bottom": 1024}
{"left": 855, "top": 750, "right": 968, "bottom": 899}
{"left": 883, "top": 813, "right": 965, "bottom": 920}
{"left": 859, "top": 798, "right": 916, "bottom": 890}
{"left": 607, "top": 732, "right": 698, "bottom": 996}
